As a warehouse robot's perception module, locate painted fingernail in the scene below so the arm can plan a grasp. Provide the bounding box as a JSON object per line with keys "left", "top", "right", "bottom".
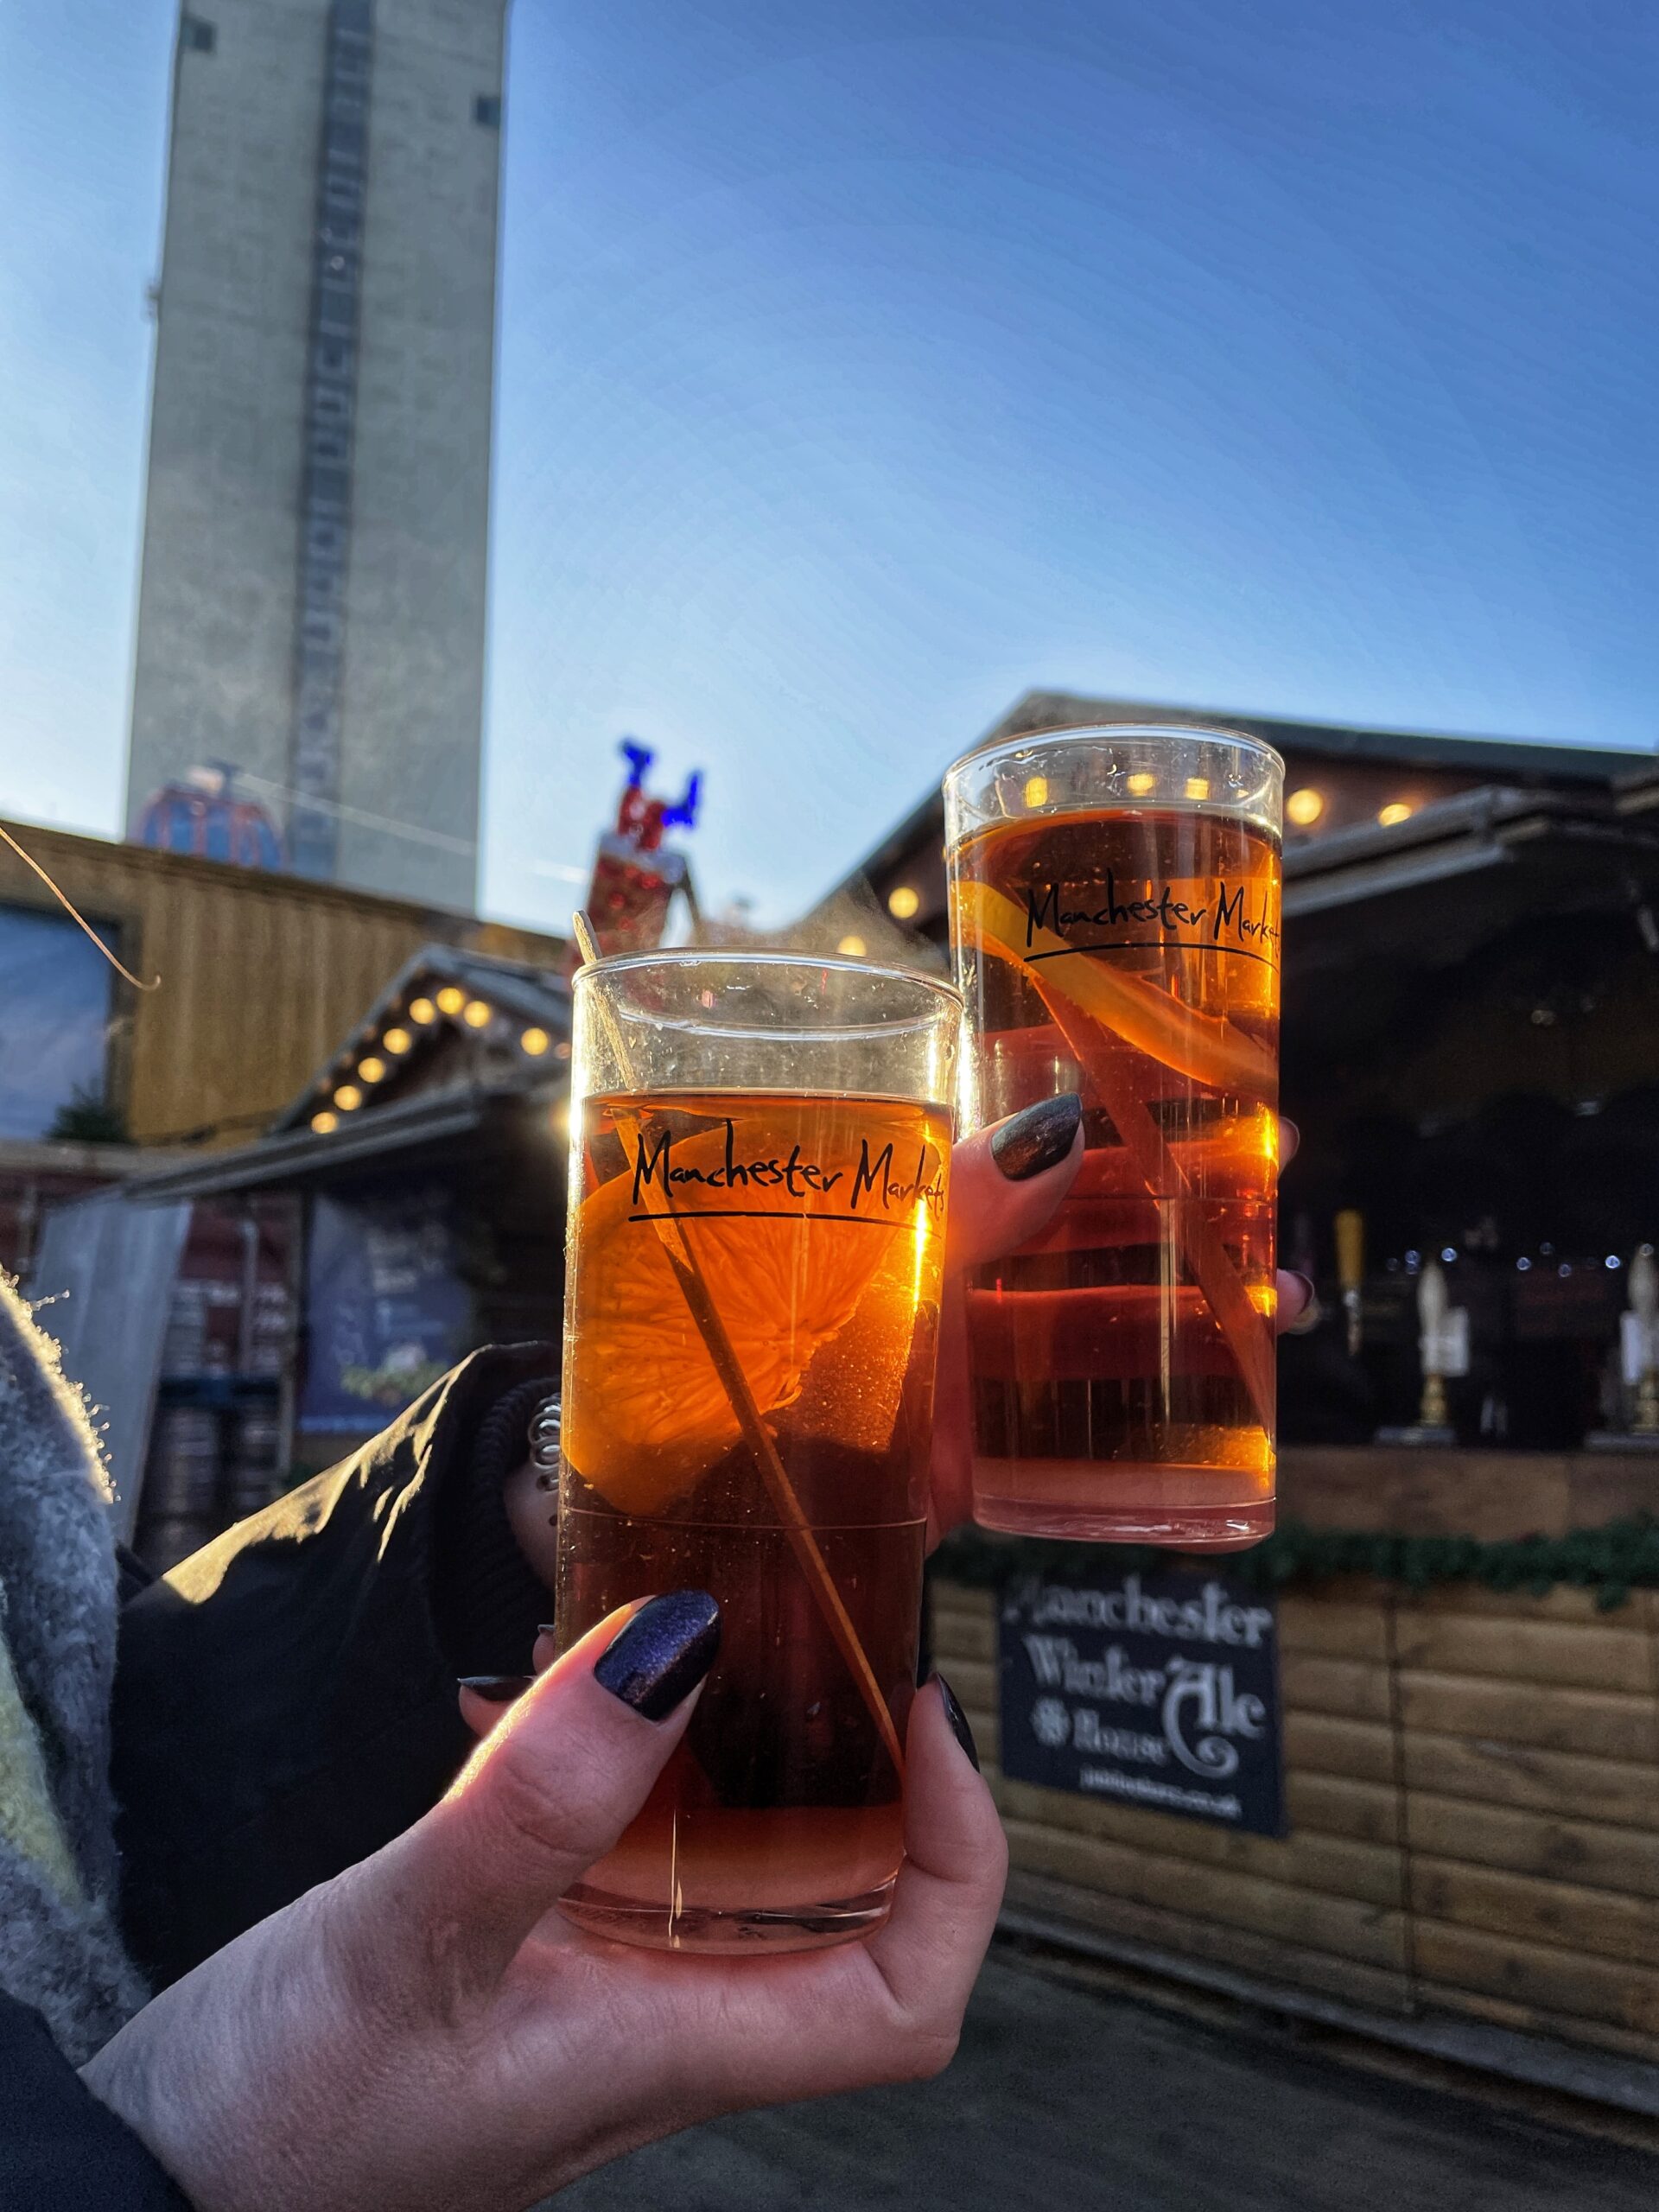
{"left": 459, "top": 1675, "right": 534, "bottom": 1704}
{"left": 594, "top": 1591, "right": 721, "bottom": 1721}
{"left": 934, "top": 1674, "right": 980, "bottom": 1770}
{"left": 990, "top": 1094, "right": 1083, "bottom": 1181}
{"left": 537, "top": 1623, "right": 556, "bottom": 1640}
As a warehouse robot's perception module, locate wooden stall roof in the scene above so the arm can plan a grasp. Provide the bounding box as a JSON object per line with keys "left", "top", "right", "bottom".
{"left": 968, "top": 691, "right": 1653, "bottom": 786}
{"left": 1281, "top": 785, "right": 1659, "bottom": 939}
{"left": 126, "top": 1082, "right": 512, "bottom": 1201}
{"left": 270, "top": 944, "right": 572, "bottom": 1133}
{"left": 124, "top": 944, "right": 574, "bottom": 1201}
{"left": 827, "top": 685, "right": 1654, "bottom": 911}
{"left": 0, "top": 819, "right": 565, "bottom": 1148}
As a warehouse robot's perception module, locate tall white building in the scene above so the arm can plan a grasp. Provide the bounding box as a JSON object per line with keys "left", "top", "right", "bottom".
{"left": 125, "top": 0, "right": 509, "bottom": 911}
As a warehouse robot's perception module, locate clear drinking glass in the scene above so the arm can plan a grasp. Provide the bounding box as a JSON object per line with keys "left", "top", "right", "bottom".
{"left": 944, "top": 724, "right": 1282, "bottom": 1548}
{"left": 555, "top": 950, "right": 960, "bottom": 1952}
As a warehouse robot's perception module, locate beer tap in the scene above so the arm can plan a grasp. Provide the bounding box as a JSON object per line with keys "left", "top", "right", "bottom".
{"left": 1335, "top": 1208, "right": 1363, "bottom": 1359}
{"left": 1376, "top": 1249, "right": 1465, "bottom": 1446}
{"left": 1417, "top": 1256, "right": 1451, "bottom": 1432}
{"left": 1630, "top": 1246, "right": 1659, "bottom": 1438}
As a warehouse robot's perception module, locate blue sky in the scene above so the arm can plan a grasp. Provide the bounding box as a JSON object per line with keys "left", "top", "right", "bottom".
{"left": 2, "top": 0, "right": 1654, "bottom": 928}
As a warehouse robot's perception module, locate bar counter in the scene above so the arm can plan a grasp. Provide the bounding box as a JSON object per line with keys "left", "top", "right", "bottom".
{"left": 931, "top": 1444, "right": 1659, "bottom": 2087}
{"left": 1276, "top": 1442, "right": 1659, "bottom": 1541}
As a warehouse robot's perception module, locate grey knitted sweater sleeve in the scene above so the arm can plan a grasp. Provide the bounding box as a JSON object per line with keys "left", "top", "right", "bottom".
{"left": 0, "top": 1272, "right": 147, "bottom": 2065}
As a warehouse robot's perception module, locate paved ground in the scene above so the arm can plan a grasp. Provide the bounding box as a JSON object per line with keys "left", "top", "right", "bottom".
{"left": 552, "top": 1949, "right": 1659, "bottom": 2210}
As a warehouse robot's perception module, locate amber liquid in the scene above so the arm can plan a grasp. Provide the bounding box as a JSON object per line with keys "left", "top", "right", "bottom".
{"left": 556, "top": 1089, "right": 949, "bottom": 1951}
{"left": 950, "top": 807, "right": 1280, "bottom": 1546}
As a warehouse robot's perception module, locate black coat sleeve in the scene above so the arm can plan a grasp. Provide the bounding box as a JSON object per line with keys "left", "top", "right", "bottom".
{"left": 111, "top": 1344, "right": 556, "bottom": 1989}
{"left": 0, "top": 1993, "right": 191, "bottom": 2210}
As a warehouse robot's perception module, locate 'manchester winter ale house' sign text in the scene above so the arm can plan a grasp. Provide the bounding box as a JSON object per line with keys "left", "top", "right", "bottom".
{"left": 998, "top": 1564, "right": 1286, "bottom": 1837}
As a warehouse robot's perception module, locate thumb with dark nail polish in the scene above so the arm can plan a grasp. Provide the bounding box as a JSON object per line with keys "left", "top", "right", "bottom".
{"left": 990, "top": 1093, "right": 1083, "bottom": 1181}
{"left": 594, "top": 1590, "right": 721, "bottom": 1720}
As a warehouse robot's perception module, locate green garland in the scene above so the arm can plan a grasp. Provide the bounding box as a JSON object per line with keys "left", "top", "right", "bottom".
{"left": 933, "top": 1516, "right": 1659, "bottom": 1613}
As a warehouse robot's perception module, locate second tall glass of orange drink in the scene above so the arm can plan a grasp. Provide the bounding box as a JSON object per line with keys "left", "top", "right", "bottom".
{"left": 945, "top": 725, "right": 1282, "bottom": 1548}
{"left": 556, "top": 950, "right": 959, "bottom": 1953}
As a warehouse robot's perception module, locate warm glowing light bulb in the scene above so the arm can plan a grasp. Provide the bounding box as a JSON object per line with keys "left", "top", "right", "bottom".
{"left": 520, "top": 1026, "right": 550, "bottom": 1056}
{"left": 887, "top": 885, "right": 920, "bottom": 920}
{"left": 1287, "top": 787, "right": 1325, "bottom": 827}
{"left": 1184, "top": 776, "right": 1211, "bottom": 802}
{"left": 435, "top": 986, "right": 466, "bottom": 1016}
{"left": 462, "top": 999, "right": 493, "bottom": 1028}
{"left": 408, "top": 997, "right": 437, "bottom": 1026}
{"left": 334, "top": 1084, "right": 363, "bottom": 1111}
{"left": 837, "top": 934, "right": 868, "bottom": 957}
{"left": 357, "top": 1056, "right": 385, "bottom": 1084}
{"left": 383, "top": 1027, "right": 412, "bottom": 1054}
{"left": 1125, "top": 771, "right": 1157, "bottom": 797}
{"left": 1023, "top": 775, "right": 1049, "bottom": 810}
{"left": 1377, "top": 801, "right": 1414, "bottom": 828}
{"left": 311, "top": 1109, "right": 339, "bottom": 1135}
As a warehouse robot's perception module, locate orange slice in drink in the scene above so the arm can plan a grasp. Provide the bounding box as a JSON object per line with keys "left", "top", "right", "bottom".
{"left": 563, "top": 1111, "right": 917, "bottom": 1516}
{"left": 957, "top": 886, "right": 1277, "bottom": 1433}
{"left": 956, "top": 880, "right": 1275, "bottom": 1097}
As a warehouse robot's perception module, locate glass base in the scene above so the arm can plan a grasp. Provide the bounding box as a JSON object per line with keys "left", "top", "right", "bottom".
{"left": 558, "top": 1877, "right": 896, "bottom": 1955}
{"left": 974, "top": 1457, "right": 1274, "bottom": 1548}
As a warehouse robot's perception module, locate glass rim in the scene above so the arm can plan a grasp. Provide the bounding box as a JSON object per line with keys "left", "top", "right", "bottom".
{"left": 943, "top": 720, "right": 1287, "bottom": 789}
{"left": 572, "top": 944, "right": 965, "bottom": 1014}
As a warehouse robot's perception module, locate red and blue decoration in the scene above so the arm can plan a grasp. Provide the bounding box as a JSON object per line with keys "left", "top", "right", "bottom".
{"left": 575, "top": 739, "right": 702, "bottom": 961}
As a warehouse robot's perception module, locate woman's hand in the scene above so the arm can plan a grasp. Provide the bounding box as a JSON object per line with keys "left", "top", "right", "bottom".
{"left": 83, "top": 1598, "right": 1001, "bottom": 2212}
{"left": 928, "top": 1100, "right": 1309, "bottom": 1541}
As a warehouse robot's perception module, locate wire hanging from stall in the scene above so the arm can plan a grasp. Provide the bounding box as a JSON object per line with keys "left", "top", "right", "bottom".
{"left": 0, "top": 823, "right": 161, "bottom": 990}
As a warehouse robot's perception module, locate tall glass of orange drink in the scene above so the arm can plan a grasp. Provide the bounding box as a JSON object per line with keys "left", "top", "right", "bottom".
{"left": 945, "top": 725, "right": 1282, "bottom": 1548}
{"left": 556, "top": 950, "right": 960, "bottom": 1953}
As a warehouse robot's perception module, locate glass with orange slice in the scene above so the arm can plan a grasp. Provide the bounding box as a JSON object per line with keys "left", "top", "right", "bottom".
{"left": 945, "top": 724, "right": 1283, "bottom": 1548}
{"left": 555, "top": 950, "right": 960, "bottom": 1953}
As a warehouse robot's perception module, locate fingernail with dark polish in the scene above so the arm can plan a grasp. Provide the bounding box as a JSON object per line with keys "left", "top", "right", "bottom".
{"left": 934, "top": 1674, "right": 980, "bottom": 1770}
{"left": 459, "top": 1675, "right": 534, "bottom": 1704}
{"left": 537, "top": 1623, "right": 556, "bottom": 1640}
{"left": 594, "top": 1591, "right": 721, "bottom": 1721}
{"left": 991, "top": 1094, "right": 1083, "bottom": 1181}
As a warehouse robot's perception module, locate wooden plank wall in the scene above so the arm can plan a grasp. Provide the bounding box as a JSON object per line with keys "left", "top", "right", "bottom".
{"left": 931, "top": 1573, "right": 1659, "bottom": 2065}
{"left": 1, "top": 822, "right": 563, "bottom": 1146}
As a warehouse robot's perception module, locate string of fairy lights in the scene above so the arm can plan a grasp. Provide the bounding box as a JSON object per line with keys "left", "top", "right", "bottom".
{"left": 308, "top": 982, "right": 570, "bottom": 1135}
{"left": 835, "top": 880, "right": 923, "bottom": 959}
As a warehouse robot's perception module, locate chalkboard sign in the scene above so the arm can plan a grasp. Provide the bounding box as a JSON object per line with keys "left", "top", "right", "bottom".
{"left": 998, "top": 1563, "right": 1286, "bottom": 1837}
